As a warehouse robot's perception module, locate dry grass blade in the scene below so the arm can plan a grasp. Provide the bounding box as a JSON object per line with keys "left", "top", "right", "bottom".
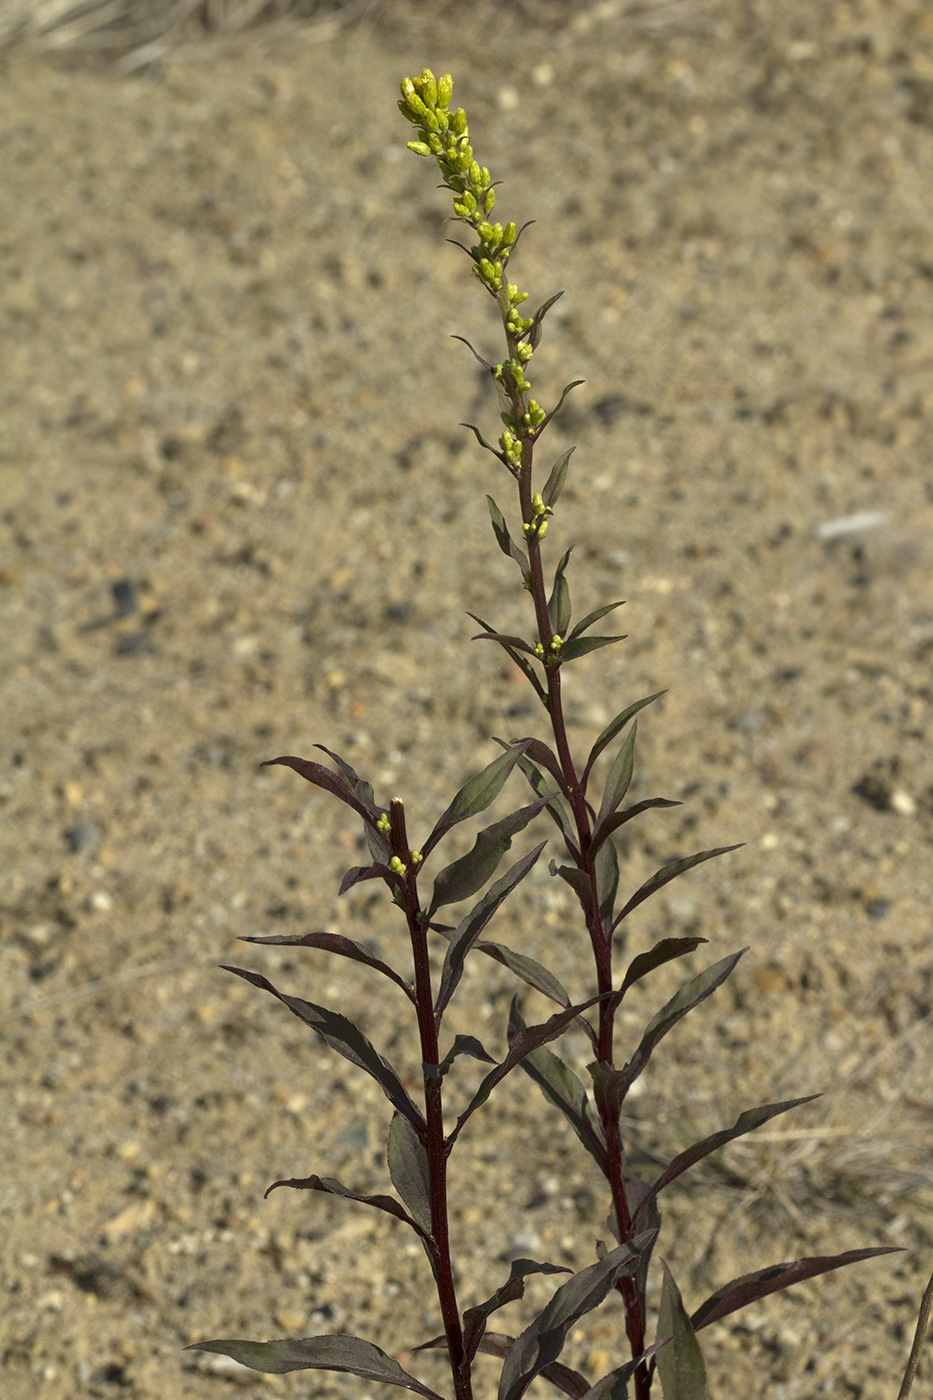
{"left": 898, "top": 1266, "right": 933, "bottom": 1400}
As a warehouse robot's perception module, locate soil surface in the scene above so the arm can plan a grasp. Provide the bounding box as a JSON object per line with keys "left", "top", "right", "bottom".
{"left": 3, "top": 3, "right": 933, "bottom": 1397}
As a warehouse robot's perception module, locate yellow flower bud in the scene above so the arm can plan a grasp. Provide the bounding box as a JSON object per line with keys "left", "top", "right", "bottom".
{"left": 436, "top": 73, "right": 453, "bottom": 108}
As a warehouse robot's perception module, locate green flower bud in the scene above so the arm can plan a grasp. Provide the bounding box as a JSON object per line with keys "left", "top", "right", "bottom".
{"left": 517, "top": 342, "right": 533, "bottom": 362}
{"left": 377, "top": 813, "right": 391, "bottom": 834}
{"left": 503, "top": 222, "right": 517, "bottom": 246}
{"left": 406, "top": 141, "right": 432, "bottom": 157}
{"left": 419, "top": 70, "right": 438, "bottom": 109}
{"left": 411, "top": 849, "right": 424, "bottom": 865}
{"left": 451, "top": 107, "right": 468, "bottom": 135}
{"left": 538, "top": 520, "right": 549, "bottom": 538}
{"left": 469, "top": 160, "right": 482, "bottom": 185}
{"left": 400, "top": 77, "right": 416, "bottom": 102}
{"left": 389, "top": 855, "right": 407, "bottom": 877}
{"left": 484, "top": 188, "right": 496, "bottom": 214}
{"left": 477, "top": 221, "right": 494, "bottom": 242}
{"left": 534, "top": 641, "right": 545, "bottom": 656}
{"left": 437, "top": 73, "right": 453, "bottom": 108}
{"left": 462, "top": 190, "right": 476, "bottom": 213}
{"left": 428, "top": 132, "right": 443, "bottom": 154}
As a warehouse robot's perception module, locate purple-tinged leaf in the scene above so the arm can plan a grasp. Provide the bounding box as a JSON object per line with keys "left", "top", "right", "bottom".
{"left": 185, "top": 1335, "right": 445, "bottom": 1396}
{"left": 312, "top": 745, "right": 380, "bottom": 817}
{"left": 463, "top": 422, "right": 511, "bottom": 470}
{"left": 613, "top": 847, "right": 742, "bottom": 929}
{"left": 568, "top": 600, "right": 625, "bottom": 643}
{"left": 548, "top": 548, "right": 574, "bottom": 639}
{"left": 583, "top": 692, "right": 667, "bottom": 789}
{"left": 241, "top": 931, "right": 414, "bottom": 1001}
{"left": 387, "top": 1112, "right": 432, "bottom": 1237}
{"left": 559, "top": 634, "right": 626, "bottom": 663}
{"left": 509, "top": 750, "right": 578, "bottom": 859}
{"left": 418, "top": 1331, "right": 590, "bottom": 1400}
{"left": 436, "top": 843, "right": 547, "bottom": 1015}
{"left": 263, "top": 1172, "right": 428, "bottom": 1241}
{"left": 595, "top": 834, "right": 620, "bottom": 928}
{"left": 528, "top": 291, "right": 565, "bottom": 351}
{"left": 610, "top": 952, "right": 745, "bottom": 1105}
{"left": 461, "top": 1259, "right": 573, "bottom": 1363}
{"left": 551, "top": 862, "right": 595, "bottom": 922}
{"left": 472, "top": 628, "right": 539, "bottom": 655}
{"left": 541, "top": 447, "right": 575, "bottom": 508}
{"left": 590, "top": 798, "right": 682, "bottom": 858}
{"left": 434, "top": 1034, "right": 496, "bottom": 1075}
{"left": 488, "top": 496, "right": 530, "bottom": 573}
{"left": 538, "top": 380, "right": 586, "bottom": 437}
{"left": 519, "top": 738, "right": 573, "bottom": 803}
{"left": 581, "top": 1348, "right": 668, "bottom": 1400}
{"left": 451, "top": 334, "right": 495, "bottom": 373}
{"left": 617, "top": 937, "right": 707, "bottom": 999}
{"left": 509, "top": 1003, "right": 605, "bottom": 1169}
{"left": 261, "top": 756, "right": 379, "bottom": 830}
{"left": 430, "top": 796, "right": 553, "bottom": 913}
{"left": 477, "top": 940, "right": 570, "bottom": 1007}
{"left": 637, "top": 1096, "right": 820, "bottom": 1220}
{"left": 498, "top": 1236, "right": 656, "bottom": 1400}
{"left": 450, "top": 991, "right": 610, "bottom": 1145}
{"left": 423, "top": 740, "right": 532, "bottom": 860}
{"left": 222, "top": 966, "right": 425, "bottom": 1137}
{"left": 596, "top": 723, "right": 638, "bottom": 830}
{"left": 691, "top": 1248, "right": 902, "bottom": 1332}
{"left": 338, "top": 862, "right": 397, "bottom": 896}
{"left": 656, "top": 1261, "right": 707, "bottom": 1400}
{"left": 468, "top": 611, "right": 546, "bottom": 703}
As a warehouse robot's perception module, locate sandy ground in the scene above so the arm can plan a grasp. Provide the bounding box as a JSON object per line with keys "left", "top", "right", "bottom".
{"left": 2, "top": 2, "right": 933, "bottom": 1396}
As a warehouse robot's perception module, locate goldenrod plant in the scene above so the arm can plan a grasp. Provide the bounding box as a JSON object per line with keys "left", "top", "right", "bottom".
{"left": 187, "top": 71, "right": 908, "bottom": 1400}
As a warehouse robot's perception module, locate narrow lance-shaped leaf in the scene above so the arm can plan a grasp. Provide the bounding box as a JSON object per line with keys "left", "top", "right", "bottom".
{"left": 541, "top": 446, "right": 575, "bottom": 509}
{"left": 241, "top": 931, "right": 414, "bottom": 1002}
{"left": 261, "top": 756, "right": 379, "bottom": 830}
{"left": 423, "top": 739, "right": 531, "bottom": 859}
{"left": 488, "top": 495, "right": 529, "bottom": 573}
{"left": 596, "top": 722, "right": 638, "bottom": 830}
{"left": 613, "top": 846, "right": 742, "bottom": 930}
{"left": 690, "top": 1248, "right": 902, "bottom": 1332}
{"left": 462, "top": 420, "right": 512, "bottom": 470}
{"left": 512, "top": 750, "right": 579, "bottom": 859}
{"left": 338, "top": 861, "right": 397, "bottom": 896}
{"left": 547, "top": 548, "right": 573, "bottom": 639}
{"left": 528, "top": 289, "right": 565, "bottom": 350}
{"left": 436, "top": 842, "right": 547, "bottom": 1015}
{"left": 498, "top": 1236, "right": 656, "bottom": 1400}
{"left": 184, "top": 1335, "right": 446, "bottom": 1398}
{"left": 655, "top": 1261, "right": 707, "bottom": 1400}
{"left": 590, "top": 797, "right": 682, "bottom": 859}
{"left": 432, "top": 1034, "right": 496, "bottom": 1076}
{"left": 510, "top": 1002, "right": 605, "bottom": 1170}
{"left": 559, "top": 633, "right": 626, "bottom": 663}
{"left": 617, "top": 936, "right": 708, "bottom": 999}
{"left": 387, "top": 1112, "right": 432, "bottom": 1237}
{"left": 637, "top": 1096, "right": 820, "bottom": 1219}
{"left": 539, "top": 379, "right": 586, "bottom": 435}
{"left": 263, "top": 1172, "right": 429, "bottom": 1242}
{"left": 612, "top": 951, "right": 745, "bottom": 1103}
{"left": 468, "top": 611, "right": 546, "bottom": 702}
{"left": 430, "top": 794, "right": 553, "bottom": 913}
{"left": 594, "top": 832, "right": 620, "bottom": 929}
{"left": 461, "top": 1259, "right": 573, "bottom": 1363}
{"left": 567, "top": 600, "right": 625, "bottom": 642}
{"left": 222, "top": 965, "right": 425, "bottom": 1138}
{"left": 313, "top": 744, "right": 380, "bottom": 818}
{"left": 583, "top": 691, "right": 667, "bottom": 788}
{"left": 478, "top": 939, "right": 570, "bottom": 1008}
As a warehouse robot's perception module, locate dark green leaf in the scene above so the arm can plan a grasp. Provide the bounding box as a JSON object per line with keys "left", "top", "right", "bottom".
{"left": 656, "top": 1261, "right": 707, "bottom": 1400}
{"left": 618, "top": 937, "right": 707, "bottom": 999}
{"left": 469, "top": 612, "right": 546, "bottom": 702}
{"left": 638, "top": 1097, "right": 819, "bottom": 1219}
{"left": 430, "top": 796, "right": 552, "bottom": 913}
{"left": 387, "top": 1112, "right": 432, "bottom": 1236}
{"left": 241, "top": 931, "right": 413, "bottom": 1001}
{"left": 512, "top": 751, "right": 578, "bottom": 858}
{"left": 548, "top": 549, "right": 573, "bottom": 638}
{"left": 528, "top": 290, "right": 565, "bottom": 351}
{"left": 510, "top": 1003, "right": 605, "bottom": 1170}
{"left": 436, "top": 843, "right": 547, "bottom": 1015}
{"left": 338, "top": 862, "right": 396, "bottom": 895}
{"left": 424, "top": 740, "right": 531, "bottom": 858}
{"left": 541, "top": 447, "right": 575, "bottom": 509}
{"left": 313, "top": 745, "right": 380, "bottom": 816}
{"left": 590, "top": 798, "right": 682, "bottom": 858}
{"left": 559, "top": 634, "right": 626, "bottom": 663}
{"left": 568, "top": 600, "right": 625, "bottom": 643}
{"left": 435, "top": 1034, "right": 497, "bottom": 1075}
{"left": 488, "top": 495, "right": 529, "bottom": 573}
{"left": 583, "top": 692, "right": 667, "bottom": 787}
{"left": 613, "top": 846, "right": 742, "bottom": 928}
{"left": 552, "top": 862, "right": 594, "bottom": 922}
{"left": 691, "top": 1248, "right": 902, "bottom": 1332}
{"left": 581, "top": 1361, "right": 639, "bottom": 1400}
{"left": 461, "top": 1259, "right": 573, "bottom": 1363}
{"left": 595, "top": 833, "right": 620, "bottom": 928}
{"left": 519, "top": 739, "right": 573, "bottom": 802}
{"left": 452, "top": 334, "right": 495, "bottom": 372}
{"left": 262, "top": 1172, "right": 427, "bottom": 1239}
{"left": 614, "top": 952, "right": 745, "bottom": 1101}
{"left": 185, "top": 1335, "right": 445, "bottom": 1396}
{"left": 479, "top": 940, "right": 570, "bottom": 1007}
{"left": 222, "top": 966, "right": 425, "bottom": 1137}
{"left": 498, "top": 1237, "right": 655, "bottom": 1400}
{"left": 596, "top": 723, "right": 638, "bottom": 830}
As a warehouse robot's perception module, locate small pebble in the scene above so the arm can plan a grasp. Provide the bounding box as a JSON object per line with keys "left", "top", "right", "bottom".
{"left": 65, "top": 820, "right": 100, "bottom": 853}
